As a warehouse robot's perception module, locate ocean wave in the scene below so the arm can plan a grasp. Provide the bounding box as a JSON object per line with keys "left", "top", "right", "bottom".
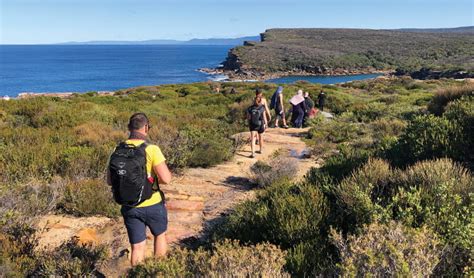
{"left": 207, "top": 74, "right": 229, "bottom": 82}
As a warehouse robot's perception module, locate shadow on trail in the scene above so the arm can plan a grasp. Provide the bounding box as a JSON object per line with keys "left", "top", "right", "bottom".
{"left": 224, "top": 176, "right": 256, "bottom": 189}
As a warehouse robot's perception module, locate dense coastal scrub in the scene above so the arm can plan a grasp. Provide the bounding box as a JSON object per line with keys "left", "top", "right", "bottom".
{"left": 0, "top": 80, "right": 318, "bottom": 275}
{"left": 209, "top": 78, "right": 473, "bottom": 276}
{"left": 1, "top": 78, "right": 473, "bottom": 276}
{"left": 223, "top": 28, "right": 474, "bottom": 79}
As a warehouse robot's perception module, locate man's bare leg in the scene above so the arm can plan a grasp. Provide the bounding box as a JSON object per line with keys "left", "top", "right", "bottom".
{"left": 154, "top": 232, "right": 167, "bottom": 257}
{"left": 131, "top": 241, "right": 146, "bottom": 266}
{"left": 258, "top": 133, "right": 263, "bottom": 153}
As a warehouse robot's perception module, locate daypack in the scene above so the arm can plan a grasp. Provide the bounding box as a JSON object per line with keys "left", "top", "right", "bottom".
{"left": 249, "top": 105, "right": 263, "bottom": 126}
{"left": 109, "top": 142, "right": 153, "bottom": 206}
{"left": 270, "top": 93, "right": 277, "bottom": 110}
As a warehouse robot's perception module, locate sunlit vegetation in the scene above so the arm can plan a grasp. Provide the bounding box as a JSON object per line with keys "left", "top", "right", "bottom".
{"left": 224, "top": 28, "right": 474, "bottom": 76}
{"left": 1, "top": 78, "right": 472, "bottom": 276}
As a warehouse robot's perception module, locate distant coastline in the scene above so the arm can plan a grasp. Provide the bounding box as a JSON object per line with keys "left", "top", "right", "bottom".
{"left": 56, "top": 36, "right": 260, "bottom": 46}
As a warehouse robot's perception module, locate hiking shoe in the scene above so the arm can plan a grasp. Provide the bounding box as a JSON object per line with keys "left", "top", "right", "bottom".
{"left": 256, "top": 150, "right": 262, "bottom": 154}
{"left": 283, "top": 125, "right": 289, "bottom": 129}
{"left": 250, "top": 154, "right": 255, "bottom": 158}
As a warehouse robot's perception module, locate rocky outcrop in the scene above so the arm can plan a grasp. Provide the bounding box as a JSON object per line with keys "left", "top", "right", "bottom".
{"left": 222, "top": 51, "right": 243, "bottom": 71}
{"left": 408, "top": 68, "right": 474, "bottom": 80}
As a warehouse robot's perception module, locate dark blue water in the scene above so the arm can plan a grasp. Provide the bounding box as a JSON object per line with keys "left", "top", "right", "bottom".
{"left": 267, "top": 73, "right": 382, "bottom": 84}
{"left": 0, "top": 45, "right": 232, "bottom": 96}
{"left": 0, "top": 45, "right": 382, "bottom": 97}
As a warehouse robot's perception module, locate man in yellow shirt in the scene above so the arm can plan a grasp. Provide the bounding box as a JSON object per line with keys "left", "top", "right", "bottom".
{"left": 107, "top": 113, "right": 172, "bottom": 266}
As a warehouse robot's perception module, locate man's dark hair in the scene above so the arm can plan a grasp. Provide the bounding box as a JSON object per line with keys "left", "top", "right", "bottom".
{"left": 255, "top": 88, "right": 262, "bottom": 95}
{"left": 128, "top": 113, "right": 149, "bottom": 131}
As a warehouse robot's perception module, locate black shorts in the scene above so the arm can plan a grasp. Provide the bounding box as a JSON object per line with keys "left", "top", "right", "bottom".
{"left": 249, "top": 124, "right": 265, "bottom": 134}
{"left": 121, "top": 202, "right": 168, "bottom": 244}
{"left": 275, "top": 107, "right": 284, "bottom": 120}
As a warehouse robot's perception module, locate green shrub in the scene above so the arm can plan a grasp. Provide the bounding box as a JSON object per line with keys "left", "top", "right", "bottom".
{"left": 428, "top": 83, "right": 474, "bottom": 115}
{"left": 149, "top": 124, "right": 193, "bottom": 172}
{"left": 213, "top": 182, "right": 330, "bottom": 275}
{"left": 0, "top": 221, "right": 39, "bottom": 275}
{"left": 127, "top": 247, "right": 190, "bottom": 277}
{"left": 329, "top": 158, "right": 472, "bottom": 276}
{"left": 351, "top": 102, "right": 387, "bottom": 122}
{"left": 324, "top": 91, "right": 356, "bottom": 114}
{"left": 0, "top": 178, "right": 66, "bottom": 227}
{"left": 74, "top": 121, "right": 125, "bottom": 147}
{"left": 183, "top": 125, "right": 234, "bottom": 168}
{"left": 188, "top": 137, "right": 233, "bottom": 168}
{"left": 60, "top": 179, "right": 120, "bottom": 218}
{"left": 250, "top": 155, "right": 298, "bottom": 187}
{"left": 56, "top": 146, "right": 101, "bottom": 178}
{"left": 128, "top": 240, "right": 289, "bottom": 277}
{"left": 0, "top": 217, "right": 107, "bottom": 277}
{"left": 389, "top": 159, "right": 473, "bottom": 275}
{"left": 334, "top": 159, "right": 393, "bottom": 230}
{"left": 370, "top": 118, "right": 407, "bottom": 139}
{"left": 307, "top": 116, "right": 360, "bottom": 150}
{"left": 331, "top": 221, "right": 441, "bottom": 277}
{"left": 316, "top": 144, "right": 373, "bottom": 182}
{"left": 387, "top": 96, "right": 473, "bottom": 168}
{"left": 30, "top": 104, "right": 83, "bottom": 128}
{"left": 443, "top": 96, "right": 474, "bottom": 169}
{"left": 31, "top": 238, "right": 108, "bottom": 277}
{"left": 387, "top": 115, "right": 455, "bottom": 167}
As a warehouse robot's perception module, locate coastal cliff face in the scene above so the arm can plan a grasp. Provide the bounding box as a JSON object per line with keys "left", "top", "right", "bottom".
{"left": 222, "top": 28, "right": 474, "bottom": 79}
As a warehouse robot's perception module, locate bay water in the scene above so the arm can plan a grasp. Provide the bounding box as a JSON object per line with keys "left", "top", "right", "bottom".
{"left": 0, "top": 45, "right": 381, "bottom": 96}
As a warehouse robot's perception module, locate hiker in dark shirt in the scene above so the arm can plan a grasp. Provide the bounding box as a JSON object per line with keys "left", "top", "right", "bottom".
{"left": 270, "top": 86, "right": 289, "bottom": 128}
{"left": 318, "top": 91, "right": 326, "bottom": 111}
{"left": 247, "top": 94, "right": 268, "bottom": 158}
{"left": 289, "top": 89, "right": 307, "bottom": 128}
{"left": 303, "top": 92, "right": 314, "bottom": 126}
{"left": 253, "top": 88, "right": 271, "bottom": 144}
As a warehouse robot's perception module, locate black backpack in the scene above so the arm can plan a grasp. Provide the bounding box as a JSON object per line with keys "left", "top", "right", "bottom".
{"left": 249, "top": 105, "right": 263, "bottom": 126}
{"left": 109, "top": 142, "right": 153, "bottom": 206}
{"left": 270, "top": 93, "right": 277, "bottom": 110}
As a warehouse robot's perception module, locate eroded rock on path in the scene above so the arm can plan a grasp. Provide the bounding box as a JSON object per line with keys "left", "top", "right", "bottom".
{"left": 35, "top": 127, "right": 319, "bottom": 276}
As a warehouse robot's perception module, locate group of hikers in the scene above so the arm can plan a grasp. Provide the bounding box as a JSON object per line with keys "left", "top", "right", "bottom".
{"left": 246, "top": 86, "right": 326, "bottom": 158}
{"left": 107, "top": 87, "right": 327, "bottom": 267}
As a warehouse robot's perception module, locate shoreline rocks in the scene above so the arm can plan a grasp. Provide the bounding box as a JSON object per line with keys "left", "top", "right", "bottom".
{"left": 16, "top": 91, "right": 115, "bottom": 99}
{"left": 200, "top": 67, "right": 392, "bottom": 82}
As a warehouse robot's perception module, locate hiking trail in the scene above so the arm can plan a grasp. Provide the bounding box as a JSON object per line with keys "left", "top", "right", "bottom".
{"left": 36, "top": 127, "right": 321, "bottom": 276}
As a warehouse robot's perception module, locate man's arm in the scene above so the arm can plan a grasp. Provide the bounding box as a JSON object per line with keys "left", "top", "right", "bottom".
{"left": 153, "top": 162, "right": 172, "bottom": 184}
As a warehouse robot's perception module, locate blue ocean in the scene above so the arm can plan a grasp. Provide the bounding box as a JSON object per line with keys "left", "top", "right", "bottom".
{"left": 0, "top": 45, "right": 380, "bottom": 97}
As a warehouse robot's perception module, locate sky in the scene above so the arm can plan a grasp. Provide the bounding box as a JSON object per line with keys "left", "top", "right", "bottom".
{"left": 0, "top": 0, "right": 473, "bottom": 44}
